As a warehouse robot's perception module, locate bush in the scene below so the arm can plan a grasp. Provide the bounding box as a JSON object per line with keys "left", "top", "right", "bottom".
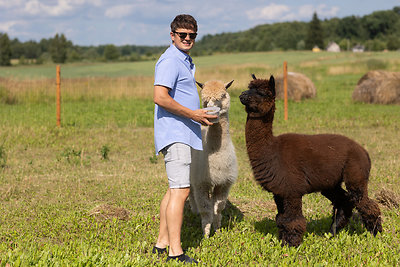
{"left": 365, "top": 39, "right": 387, "bottom": 51}
{"left": 387, "top": 35, "right": 400, "bottom": 50}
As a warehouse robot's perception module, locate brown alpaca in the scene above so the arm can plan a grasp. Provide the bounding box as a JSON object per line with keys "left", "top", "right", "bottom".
{"left": 239, "top": 74, "right": 382, "bottom": 247}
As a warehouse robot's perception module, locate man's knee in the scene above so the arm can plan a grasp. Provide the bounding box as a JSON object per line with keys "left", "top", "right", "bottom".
{"left": 170, "top": 187, "right": 190, "bottom": 200}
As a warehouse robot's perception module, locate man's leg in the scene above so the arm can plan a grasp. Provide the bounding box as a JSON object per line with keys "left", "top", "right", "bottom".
{"left": 155, "top": 188, "right": 171, "bottom": 249}
{"left": 166, "top": 187, "right": 190, "bottom": 256}
{"left": 154, "top": 143, "right": 197, "bottom": 263}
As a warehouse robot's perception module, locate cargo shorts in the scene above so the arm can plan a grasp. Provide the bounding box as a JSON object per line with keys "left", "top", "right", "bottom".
{"left": 161, "top": 142, "right": 191, "bottom": 189}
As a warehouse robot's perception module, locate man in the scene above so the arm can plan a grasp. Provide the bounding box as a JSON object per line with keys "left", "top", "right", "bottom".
{"left": 152, "top": 14, "right": 216, "bottom": 264}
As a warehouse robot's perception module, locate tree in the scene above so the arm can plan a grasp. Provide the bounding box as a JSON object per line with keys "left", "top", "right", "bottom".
{"left": 103, "top": 44, "right": 120, "bottom": 61}
{"left": 336, "top": 16, "right": 365, "bottom": 40}
{"left": 361, "top": 10, "right": 399, "bottom": 39}
{"left": 50, "top": 33, "right": 68, "bottom": 63}
{"left": 305, "top": 12, "right": 324, "bottom": 50}
{"left": 387, "top": 35, "right": 400, "bottom": 50}
{"left": 0, "top": 33, "right": 12, "bottom": 66}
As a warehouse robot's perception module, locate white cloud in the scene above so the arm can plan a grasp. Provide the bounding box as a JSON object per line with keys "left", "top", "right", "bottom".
{"left": 247, "top": 3, "right": 340, "bottom": 22}
{"left": 24, "top": 0, "right": 75, "bottom": 16}
{"left": 297, "top": 5, "right": 314, "bottom": 19}
{"left": 0, "top": 21, "right": 20, "bottom": 32}
{"left": 297, "top": 4, "right": 339, "bottom": 19}
{"left": 316, "top": 4, "right": 339, "bottom": 17}
{"left": 246, "top": 3, "right": 290, "bottom": 21}
{"left": 0, "top": 0, "right": 23, "bottom": 8}
{"left": 105, "top": 4, "right": 135, "bottom": 19}
{"left": 21, "top": 0, "right": 103, "bottom": 17}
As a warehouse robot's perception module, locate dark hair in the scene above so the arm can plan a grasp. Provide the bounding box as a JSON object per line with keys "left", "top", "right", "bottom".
{"left": 170, "top": 14, "right": 197, "bottom": 32}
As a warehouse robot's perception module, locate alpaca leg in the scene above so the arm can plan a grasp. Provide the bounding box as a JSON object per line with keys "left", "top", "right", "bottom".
{"left": 347, "top": 187, "right": 382, "bottom": 235}
{"left": 321, "top": 187, "right": 354, "bottom": 235}
{"left": 212, "top": 183, "right": 232, "bottom": 231}
{"left": 275, "top": 197, "right": 306, "bottom": 247}
{"left": 188, "top": 190, "right": 199, "bottom": 214}
{"left": 273, "top": 195, "right": 284, "bottom": 239}
{"left": 344, "top": 163, "right": 382, "bottom": 235}
{"left": 192, "top": 183, "right": 213, "bottom": 237}
{"left": 356, "top": 196, "right": 382, "bottom": 235}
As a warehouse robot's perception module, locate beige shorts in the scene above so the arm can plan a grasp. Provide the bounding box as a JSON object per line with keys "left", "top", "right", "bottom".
{"left": 161, "top": 142, "right": 191, "bottom": 189}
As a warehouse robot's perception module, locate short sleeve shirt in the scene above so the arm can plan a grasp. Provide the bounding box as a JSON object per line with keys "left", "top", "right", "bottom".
{"left": 153, "top": 44, "right": 202, "bottom": 154}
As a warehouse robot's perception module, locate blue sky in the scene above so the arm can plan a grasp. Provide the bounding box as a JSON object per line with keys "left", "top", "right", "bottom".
{"left": 0, "top": 0, "right": 399, "bottom": 46}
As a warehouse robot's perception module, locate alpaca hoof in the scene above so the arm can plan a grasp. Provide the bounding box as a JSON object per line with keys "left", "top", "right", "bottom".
{"left": 372, "top": 222, "right": 383, "bottom": 236}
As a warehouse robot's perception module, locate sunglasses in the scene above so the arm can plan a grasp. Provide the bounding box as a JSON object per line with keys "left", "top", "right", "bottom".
{"left": 173, "top": 31, "right": 197, "bottom": 40}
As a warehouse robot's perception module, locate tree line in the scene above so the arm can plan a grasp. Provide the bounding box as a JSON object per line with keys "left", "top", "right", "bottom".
{"left": 1, "top": 7, "right": 400, "bottom": 66}
{"left": 193, "top": 7, "right": 400, "bottom": 54}
{"left": 0, "top": 33, "right": 165, "bottom": 66}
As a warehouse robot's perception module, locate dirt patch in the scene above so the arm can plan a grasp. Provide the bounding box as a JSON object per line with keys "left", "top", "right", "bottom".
{"left": 88, "top": 204, "right": 131, "bottom": 221}
{"left": 229, "top": 197, "right": 276, "bottom": 220}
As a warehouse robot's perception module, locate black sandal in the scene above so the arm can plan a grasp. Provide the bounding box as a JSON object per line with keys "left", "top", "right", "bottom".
{"left": 167, "top": 254, "right": 198, "bottom": 264}
{"left": 152, "top": 246, "right": 167, "bottom": 255}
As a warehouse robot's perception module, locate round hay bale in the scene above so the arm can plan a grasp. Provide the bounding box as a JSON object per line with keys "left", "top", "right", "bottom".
{"left": 275, "top": 72, "right": 316, "bottom": 101}
{"left": 88, "top": 204, "right": 131, "bottom": 221}
{"left": 352, "top": 70, "right": 400, "bottom": 104}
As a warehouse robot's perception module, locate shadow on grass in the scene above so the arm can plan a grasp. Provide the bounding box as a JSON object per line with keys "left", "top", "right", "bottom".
{"left": 254, "top": 213, "right": 368, "bottom": 242}
{"left": 181, "top": 200, "right": 244, "bottom": 249}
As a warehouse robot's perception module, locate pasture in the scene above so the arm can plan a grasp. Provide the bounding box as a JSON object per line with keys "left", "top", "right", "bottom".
{"left": 0, "top": 51, "right": 400, "bottom": 265}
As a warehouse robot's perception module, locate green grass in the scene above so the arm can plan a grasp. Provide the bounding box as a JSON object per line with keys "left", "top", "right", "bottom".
{"left": 1, "top": 51, "right": 400, "bottom": 266}
{"left": 1, "top": 51, "right": 399, "bottom": 79}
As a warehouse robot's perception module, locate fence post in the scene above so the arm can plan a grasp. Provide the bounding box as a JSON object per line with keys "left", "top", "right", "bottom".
{"left": 56, "top": 65, "right": 61, "bottom": 127}
{"left": 283, "top": 61, "right": 288, "bottom": 121}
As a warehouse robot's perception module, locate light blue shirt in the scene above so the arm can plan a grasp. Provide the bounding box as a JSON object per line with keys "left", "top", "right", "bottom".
{"left": 154, "top": 44, "right": 202, "bottom": 154}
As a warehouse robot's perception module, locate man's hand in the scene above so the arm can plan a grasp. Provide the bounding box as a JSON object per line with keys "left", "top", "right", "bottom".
{"left": 191, "top": 109, "right": 217, "bottom": 126}
{"left": 154, "top": 85, "right": 217, "bottom": 126}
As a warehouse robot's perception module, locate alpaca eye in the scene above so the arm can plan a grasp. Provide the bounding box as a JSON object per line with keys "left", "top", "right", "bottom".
{"left": 258, "top": 90, "right": 268, "bottom": 96}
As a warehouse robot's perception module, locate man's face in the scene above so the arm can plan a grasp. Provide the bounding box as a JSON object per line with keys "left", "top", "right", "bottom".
{"left": 170, "top": 28, "right": 197, "bottom": 54}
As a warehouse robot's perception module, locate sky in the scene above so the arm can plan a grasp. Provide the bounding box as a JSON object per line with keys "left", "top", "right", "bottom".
{"left": 0, "top": 0, "right": 399, "bottom": 47}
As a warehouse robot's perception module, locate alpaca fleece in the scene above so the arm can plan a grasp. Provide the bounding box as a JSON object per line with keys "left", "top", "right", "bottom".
{"left": 190, "top": 80, "right": 238, "bottom": 237}
{"left": 239, "top": 75, "right": 382, "bottom": 247}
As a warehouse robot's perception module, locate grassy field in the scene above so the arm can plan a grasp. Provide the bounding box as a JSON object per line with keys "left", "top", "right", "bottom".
{"left": 1, "top": 51, "right": 400, "bottom": 266}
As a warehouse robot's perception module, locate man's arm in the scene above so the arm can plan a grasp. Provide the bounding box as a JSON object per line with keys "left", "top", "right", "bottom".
{"left": 153, "top": 85, "right": 216, "bottom": 126}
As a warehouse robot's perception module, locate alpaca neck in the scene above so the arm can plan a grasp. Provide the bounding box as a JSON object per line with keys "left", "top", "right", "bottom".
{"left": 245, "top": 111, "right": 277, "bottom": 188}
{"left": 205, "top": 113, "right": 230, "bottom": 152}
{"left": 245, "top": 111, "right": 274, "bottom": 149}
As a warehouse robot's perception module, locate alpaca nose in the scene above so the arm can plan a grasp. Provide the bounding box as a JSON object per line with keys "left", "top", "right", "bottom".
{"left": 239, "top": 92, "right": 248, "bottom": 104}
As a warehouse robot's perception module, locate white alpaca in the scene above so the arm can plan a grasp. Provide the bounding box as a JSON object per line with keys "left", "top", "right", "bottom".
{"left": 189, "top": 80, "right": 238, "bottom": 237}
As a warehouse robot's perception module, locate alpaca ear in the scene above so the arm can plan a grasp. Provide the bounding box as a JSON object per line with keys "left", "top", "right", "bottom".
{"left": 269, "top": 75, "right": 276, "bottom": 97}
{"left": 251, "top": 74, "right": 257, "bottom": 80}
{"left": 196, "top": 81, "right": 204, "bottom": 89}
{"left": 225, "top": 80, "right": 234, "bottom": 90}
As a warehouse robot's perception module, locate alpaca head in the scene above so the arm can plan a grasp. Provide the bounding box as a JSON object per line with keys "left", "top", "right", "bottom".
{"left": 196, "top": 80, "right": 234, "bottom": 117}
{"left": 239, "top": 74, "right": 276, "bottom": 117}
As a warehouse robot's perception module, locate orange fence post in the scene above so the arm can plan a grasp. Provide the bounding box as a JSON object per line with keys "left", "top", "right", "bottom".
{"left": 283, "top": 61, "right": 288, "bottom": 121}
{"left": 56, "top": 65, "right": 61, "bottom": 127}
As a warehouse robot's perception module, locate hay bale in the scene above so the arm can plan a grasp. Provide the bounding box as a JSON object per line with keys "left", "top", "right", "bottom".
{"left": 275, "top": 72, "right": 316, "bottom": 101}
{"left": 88, "top": 204, "right": 131, "bottom": 221}
{"left": 352, "top": 70, "right": 400, "bottom": 104}
{"left": 376, "top": 189, "right": 400, "bottom": 209}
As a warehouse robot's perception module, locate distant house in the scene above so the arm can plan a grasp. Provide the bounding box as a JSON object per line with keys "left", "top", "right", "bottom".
{"left": 352, "top": 45, "right": 365, "bottom": 53}
{"left": 312, "top": 46, "right": 321, "bottom": 52}
{"left": 327, "top": 42, "right": 340, "bottom": 52}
